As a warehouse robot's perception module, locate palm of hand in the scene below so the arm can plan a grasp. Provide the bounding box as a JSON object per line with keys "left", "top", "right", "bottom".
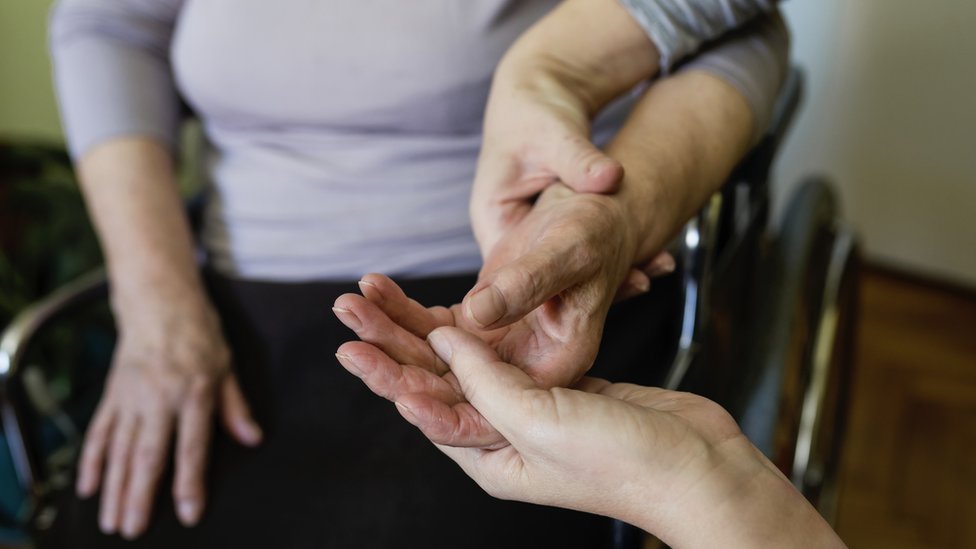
{"left": 437, "top": 373, "right": 755, "bottom": 526}
{"left": 334, "top": 185, "right": 635, "bottom": 447}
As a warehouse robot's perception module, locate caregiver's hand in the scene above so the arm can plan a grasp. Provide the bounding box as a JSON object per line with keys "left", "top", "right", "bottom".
{"left": 472, "top": 0, "right": 675, "bottom": 302}
{"left": 334, "top": 183, "right": 636, "bottom": 447}
{"left": 408, "top": 327, "right": 846, "bottom": 549}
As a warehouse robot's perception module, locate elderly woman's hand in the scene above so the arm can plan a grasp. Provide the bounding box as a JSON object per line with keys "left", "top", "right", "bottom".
{"left": 333, "top": 183, "right": 639, "bottom": 447}
{"left": 77, "top": 289, "right": 262, "bottom": 539}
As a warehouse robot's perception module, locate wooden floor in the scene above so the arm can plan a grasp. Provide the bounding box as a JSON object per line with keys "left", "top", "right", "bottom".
{"left": 834, "top": 269, "right": 976, "bottom": 548}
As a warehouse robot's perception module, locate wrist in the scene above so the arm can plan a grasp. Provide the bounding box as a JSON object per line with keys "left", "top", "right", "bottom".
{"left": 497, "top": 0, "right": 659, "bottom": 114}
{"left": 635, "top": 441, "right": 836, "bottom": 548}
{"left": 495, "top": 49, "right": 614, "bottom": 117}
{"left": 110, "top": 270, "right": 214, "bottom": 329}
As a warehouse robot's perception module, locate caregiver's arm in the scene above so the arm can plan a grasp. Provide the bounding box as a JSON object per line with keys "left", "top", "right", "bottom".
{"left": 471, "top": 0, "right": 782, "bottom": 259}
{"left": 409, "top": 327, "right": 845, "bottom": 549}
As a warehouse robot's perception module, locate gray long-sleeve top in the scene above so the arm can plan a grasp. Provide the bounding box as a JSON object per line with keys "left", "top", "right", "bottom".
{"left": 50, "top": 0, "right": 787, "bottom": 281}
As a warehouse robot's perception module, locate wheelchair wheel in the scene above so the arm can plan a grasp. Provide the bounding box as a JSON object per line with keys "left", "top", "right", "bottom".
{"left": 741, "top": 177, "right": 859, "bottom": 524}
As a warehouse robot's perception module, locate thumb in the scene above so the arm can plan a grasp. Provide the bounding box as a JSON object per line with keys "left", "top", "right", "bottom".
{"left": 219, "top": 374, "right": 263, "bottom": 447}
{"left": 544, "top": 134, "right": 623, "bottom": 194}
{"left": 464, "top": 247, "right": 588, "bottom": 329}
{"left": 425, "top": 327, "right": 542, "bottom": 441}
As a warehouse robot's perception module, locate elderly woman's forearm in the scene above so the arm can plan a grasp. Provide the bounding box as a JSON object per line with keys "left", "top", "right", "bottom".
{"left": 76, "top": 138, "right": 208, "bottom": 315}
{"left": 604, "top": 14, "right": 789, "bottom": 260}
{"left": 605, "top": 71, "right": 754, "bottom": 262}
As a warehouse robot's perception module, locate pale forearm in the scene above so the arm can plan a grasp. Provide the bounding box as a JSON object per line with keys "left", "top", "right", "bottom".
{"left": 606, "top": 70, "right": 754, "bottom": 261}
{"left": 639, "top": 455, "right": 844, "bottom": 548}
{"left": 77, "top": 137, "right": 210, "bottom": 320}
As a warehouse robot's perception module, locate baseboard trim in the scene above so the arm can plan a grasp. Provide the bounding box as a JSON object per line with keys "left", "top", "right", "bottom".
{"left": 863, "top": 260, "right": 976, "bottom": 302}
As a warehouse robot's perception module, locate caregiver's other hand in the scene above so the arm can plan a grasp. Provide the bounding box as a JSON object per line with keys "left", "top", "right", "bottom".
{"left": 76, "top": 291, "right": 262, "bottom": 539}
{"left": 473, "top": 0, "right": 674, "bottom": 300}
{"left": 410, "top": 327, "right": 845, "bottom": 549}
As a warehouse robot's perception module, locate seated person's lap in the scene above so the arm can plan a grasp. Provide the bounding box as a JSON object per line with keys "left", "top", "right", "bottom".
{"left": 38, "top": 271, "right": 680, "bottom": 549}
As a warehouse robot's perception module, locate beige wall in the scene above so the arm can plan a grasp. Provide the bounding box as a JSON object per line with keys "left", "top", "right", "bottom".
{"left": 0, "top": 0, "right": 61, "bottom": 141}
{"left": 776, "top": 0, "right": 976, "bottom": 288}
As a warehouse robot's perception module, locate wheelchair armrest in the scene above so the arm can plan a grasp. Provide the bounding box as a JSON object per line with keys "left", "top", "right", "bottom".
{"left": 0, "top": 268, "right": 108, "bottom": 500}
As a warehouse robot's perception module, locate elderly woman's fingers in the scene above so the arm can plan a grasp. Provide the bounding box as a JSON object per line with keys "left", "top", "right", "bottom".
{"left": 358, "top": 273, "right": 454, "bottom": 338}
{"left": 335, "top": 341, "right": 462, "bottom": 404}
{"left": 218, "top": 374, "right": 263, "bottom": 447}
{"left": 463, "top": 244, "right": 587, "bottom": 331}
{"left": 611, "top": 253, "right": 676, "bottom": 302}
{"left": 120, "top": 413, "right": 172, "bottom": 539}
{"left": 173, "top": 383, "right": 214, "bottom": 527}
{"left": 612, "top": 268, "right": 652, "bottom": 303}
{"left": 76, "top": 404, "right": 115, "bottom": 498}
{"left": 98, "top": 415, "right": 137, "bottom": 534}
{"left": 333, "top": 293, "right": 449, "bottom": 375}
{"left": 395, "top": 391, "right": 506, "bottom": 449}
{"left": 426, "top": 327, "right": 549, "bottom": 443}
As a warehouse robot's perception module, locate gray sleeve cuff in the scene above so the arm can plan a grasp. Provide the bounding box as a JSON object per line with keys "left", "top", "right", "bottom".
{"left": 49, "top": 0, "right": 182, "bottom": 159}
{"left": 618, "top": 0, "right": 777, "bottom": 73}
{"left": 675, "top": 12, "right": 790, "bottom": 143}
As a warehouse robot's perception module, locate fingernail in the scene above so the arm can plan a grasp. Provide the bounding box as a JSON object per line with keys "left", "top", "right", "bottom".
{"left": 122, "top": 511, "right": 143, "bottom": 539}
{"left": 240, "top": 421, "right": 263, "bottom": 445}
{"left": 332, "top": 306, "right": 362, "bottom": 331}
{"left": 178, "top": 500, "right": 201, "bottom": 526}
{"left": 586, "top": 158, "right": 611, "bottom": 176}
{"left": 648, "top": 255, "right": 677, "bottom": 277}
{"left": 466, "top": 286, "right": 505, "bottom": 328}
{"left": 99, "top": 511, "right": 117, "bottom": 534}
{"left": 426, "top": 330, "right": 452, "bottom": 363}
{"left": 395, "top": 401, "right": 419, "bottom": 424}
{"left": 634, "top": 275, "right": 650, "bottom": 293}
{"left": 357, "top": 279, "right": 377, "bottom": 294}
{"left": 335, "top": 352, "right": 363, "bottom": 378}
{"left": 76, "top": 475, "right": 92, "bottom": 498}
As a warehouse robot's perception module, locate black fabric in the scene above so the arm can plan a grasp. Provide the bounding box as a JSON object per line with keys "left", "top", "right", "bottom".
{"left": 37, "top": 271, "right": 679, "bottom": 548}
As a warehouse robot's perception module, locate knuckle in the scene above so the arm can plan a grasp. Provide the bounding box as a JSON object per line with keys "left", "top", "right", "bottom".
{"left": 500, "top": 264, "right": 542, "bottom": 303}
{"left": 178, "top": 443, "right": 205, "bottom": 466}
{"left": 133, "top": 444, "right": 162, "bottom": 469}
{"left": 173, "top": 482, "right": 202, "bottom": 502}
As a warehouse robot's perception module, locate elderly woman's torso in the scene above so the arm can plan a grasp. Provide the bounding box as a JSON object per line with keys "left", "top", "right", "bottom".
{"left": 170, "top": 0, "right": 561, "bottom": 280}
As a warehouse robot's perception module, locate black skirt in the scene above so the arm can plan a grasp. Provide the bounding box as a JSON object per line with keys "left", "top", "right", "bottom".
{"left": 39, "top": 271, "right": 680, "bottom": 549}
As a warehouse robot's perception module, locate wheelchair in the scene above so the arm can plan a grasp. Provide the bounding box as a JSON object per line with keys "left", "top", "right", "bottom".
{"left": 0, "top": 69, "right": 859, "bottom": 547}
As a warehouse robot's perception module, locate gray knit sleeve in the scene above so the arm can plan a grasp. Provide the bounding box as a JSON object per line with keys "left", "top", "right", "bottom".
{"left": 49, "top": 0, "right": 184, "bottom": 159}
{"left": 618, "top": 0, "right": 778, "bottom": 72}
{"left": 675, "top": 12, "right": 789, "bottom": 142}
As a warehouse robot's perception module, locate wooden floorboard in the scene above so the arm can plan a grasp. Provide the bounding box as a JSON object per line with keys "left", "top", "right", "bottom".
{"left": 834, "top": 269, "right": 976, "bottom": 548}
